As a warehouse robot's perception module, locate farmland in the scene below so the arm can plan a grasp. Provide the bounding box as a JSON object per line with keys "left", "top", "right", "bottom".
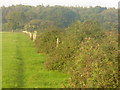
{"left": 2, "top": 32, "right": 69, "bottom": 88}
{"left": 1, "top": 5, "right": 118, "bottom": 88}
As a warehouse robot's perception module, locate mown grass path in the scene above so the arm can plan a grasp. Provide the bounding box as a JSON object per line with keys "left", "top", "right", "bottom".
{"left": 2, "top": 32, "right": 69, "bottom": 88}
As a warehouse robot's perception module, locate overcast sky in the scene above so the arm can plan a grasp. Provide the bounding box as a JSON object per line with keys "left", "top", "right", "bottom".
{"left": 0, "top": 0, "right": 119, "bottom": 8}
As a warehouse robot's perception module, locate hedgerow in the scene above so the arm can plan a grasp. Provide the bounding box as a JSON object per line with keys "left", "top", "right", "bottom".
{"left": 35, "top": 21, "right": 118, "bottom": 88}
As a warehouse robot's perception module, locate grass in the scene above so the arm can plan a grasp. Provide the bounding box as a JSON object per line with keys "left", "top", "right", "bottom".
{"left": 0, "top": 32, "right": 2, "bottom": 89}
{"left": 2, "top": 32, "right": 69, "bottom": 88}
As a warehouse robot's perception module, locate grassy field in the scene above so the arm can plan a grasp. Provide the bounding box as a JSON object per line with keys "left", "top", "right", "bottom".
{"left": 0, "top": 32, "right": 2, "bottom": 89}
{"left": 2, "top": 32, "right": 69, "bottom": 88}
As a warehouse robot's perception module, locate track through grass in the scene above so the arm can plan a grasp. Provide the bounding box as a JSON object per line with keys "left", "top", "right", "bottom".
{"left": 2, "top": 32, "right": 69, "bottom": 88}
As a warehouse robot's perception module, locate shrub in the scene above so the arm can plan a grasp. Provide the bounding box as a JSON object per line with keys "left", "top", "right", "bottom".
{"left": 35, "top": 21, "right": 119, "bottom": 88}
{"left": 68, "top": 31, "right": 118, "bottom": 88}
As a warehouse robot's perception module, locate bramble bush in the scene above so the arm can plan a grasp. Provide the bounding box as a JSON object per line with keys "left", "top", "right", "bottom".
{"left": 68, "top": 32, "right": 118, "bottom": 88}
{"left": 35, "top": 21, "right": 119, "bottom": 88}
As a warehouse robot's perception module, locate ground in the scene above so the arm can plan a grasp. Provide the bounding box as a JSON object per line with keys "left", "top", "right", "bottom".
{"left": 2, "top": 32, "right": 69, "bottom": 88}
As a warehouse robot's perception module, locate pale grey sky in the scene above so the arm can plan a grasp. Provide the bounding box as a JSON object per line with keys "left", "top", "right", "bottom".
{"left": 0, "top": 0, "right": 119, "bottom": 8}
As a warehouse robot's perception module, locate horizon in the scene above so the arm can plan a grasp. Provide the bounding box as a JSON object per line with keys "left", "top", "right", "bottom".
{"left": 1, "top": 4, "right": 117, "bottom": 9}
{"left": 0, "top": 0, "right": 119, "bottom": 8}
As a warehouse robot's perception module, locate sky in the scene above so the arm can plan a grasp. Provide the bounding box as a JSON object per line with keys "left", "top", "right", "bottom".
{"left": 0, "top": 0, "right": 119, "bottom": 8}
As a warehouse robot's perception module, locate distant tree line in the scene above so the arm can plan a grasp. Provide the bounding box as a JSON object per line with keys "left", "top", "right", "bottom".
{"left": 1, "top": 5, "right": 117, "bottom": 31}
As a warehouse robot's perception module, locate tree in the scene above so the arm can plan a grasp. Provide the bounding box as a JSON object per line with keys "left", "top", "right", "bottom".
{"left": 5, "top": 11, "right": 27, "bottom": 30}
{"left": 24, "top": 19, "right": 55, "bottom": 32}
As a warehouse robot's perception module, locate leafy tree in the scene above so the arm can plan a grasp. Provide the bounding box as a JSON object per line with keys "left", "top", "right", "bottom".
{"left": 24, "top": 19, "right": 55, "bottom": 32}
{"left": 5, "top": 11, "right": 27, "bottom": 30}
